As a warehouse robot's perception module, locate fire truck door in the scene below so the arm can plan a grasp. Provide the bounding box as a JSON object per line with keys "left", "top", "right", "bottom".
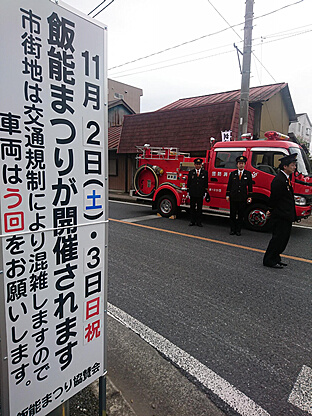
{"left": 249, "top": 147, "right": 288, "bottom": 193}
{"left": 209, "top": 149, "right": 246, "bottom": 208}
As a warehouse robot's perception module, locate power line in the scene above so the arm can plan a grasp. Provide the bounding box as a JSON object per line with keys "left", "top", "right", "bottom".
{"left": 255, "top": 27, "right": 312, "bottom": 45}
{"left": 108, "top": 0, "right": 305, "bottom": 72}
{"left": 207, "top": 0, "right": 242, "bottom": 40}
{"left": 252, "top": 25, "right": 312, "bottom": 83}
{"left": 110, "top": 49, "right": 235, "bottom": 78}
{"left": 111, "top": 44, "right": 233, "bottom": 76}
{"left": 108, "top": 23, "right": 245, "bottom": 71}
{"left": 261, "top": 24, "right": 312, "bottom": 40}
{"left": 206, "top": 0, "right": 305, "bottom": 83}
{"left": 93, "top": 0, "right": 115, "bottom": 17}
{"left": 207, "top": 0, "right": 274, "bottom": 83}
{"left": 89, "top": 0, "right": 115, "bottom": 17}
{"left": 253, "top": 0, "right": 304, "bottom": 22}
{"left": 88, "top": 0, "right": 107, "bottom": 16}
{"left": 110, "top": 25, "right": 312, "bottom": 77}
{"left": 252, "top": 52, "right": 276, "bottom": 83}
{"left": 109, "top": 27, "right": 312, "bottom": 79}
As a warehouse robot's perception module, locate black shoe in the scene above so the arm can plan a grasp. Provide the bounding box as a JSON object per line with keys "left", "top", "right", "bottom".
{"left": 263, "top": 263, "right": 283, "bottom": 269}
{"left": 230, "top": 231, "right": 235, "bottom": 235}
{"left": 278, "top": 262, "right": 287, "bottom": 266}
{"left": 189, "top": 222, "right": 195, "bottom": 226}
{"left": 197, "top": 223, "right": 203, "bottom": 227}
{"left": 271, "top": 264, "right": 284, "bottom": 269}
{"left": 236, "top": 231, "right": 241, "bottom": 236}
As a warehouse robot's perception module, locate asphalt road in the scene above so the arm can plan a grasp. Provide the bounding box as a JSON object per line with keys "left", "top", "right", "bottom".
{"left": 108, "top": 200, "right": 312, "bottom": 416}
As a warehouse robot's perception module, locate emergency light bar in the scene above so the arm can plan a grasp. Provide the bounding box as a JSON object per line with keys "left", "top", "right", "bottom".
{"left": 264, "top": 131, "right": 289, "bottom": 141}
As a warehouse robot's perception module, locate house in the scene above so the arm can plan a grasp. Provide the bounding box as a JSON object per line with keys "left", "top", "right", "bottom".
{"left": 115, "top": 83, "right": 297, "bottom": 192}
{"left": 157, "top": 82, "right": 296, "bottom": 140}
{"left": 108, "top": 78, "right": 143, "bottom": 114}
{"left": 107, "top": 79, "right": 143, "bottom": 191}
{"left": 289, "top": 113, "right": 312, "bottom": 154}
{"left": 118, "top": 101, "right": 254, "bottom": 156}
{"left": 108, "top": 99, "right": 135, "bottom": 128}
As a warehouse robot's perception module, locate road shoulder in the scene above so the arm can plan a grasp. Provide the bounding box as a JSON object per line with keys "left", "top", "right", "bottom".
{"left": 107, "top": 314, "right": 226, "bottom": 416}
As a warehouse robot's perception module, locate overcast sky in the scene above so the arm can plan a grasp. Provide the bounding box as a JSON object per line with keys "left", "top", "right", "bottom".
{"left": 63, "top": 0, "right": 312, "bottom": 119}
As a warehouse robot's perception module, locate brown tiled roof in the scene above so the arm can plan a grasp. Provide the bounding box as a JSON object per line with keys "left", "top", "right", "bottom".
{"left": 158, "top": 83, "right": 296, "bottom": 121}
{"left": 118, "top": 101, "right": 254, "bottom": 154}
{"left": 108, "top": 125, "right": 123, "bottom": 149}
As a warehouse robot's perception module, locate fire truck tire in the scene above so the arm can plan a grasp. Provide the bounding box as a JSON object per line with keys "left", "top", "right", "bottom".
{"left": 157, "top": 194, "right": 177, "bottom": 217}
{"left": 244, "top": 203, "right": 270, "bottom": 232}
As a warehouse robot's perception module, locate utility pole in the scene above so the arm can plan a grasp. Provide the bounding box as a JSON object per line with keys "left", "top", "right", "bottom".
{"left": 237, "top": 0, "right": 254, "bottom": 140}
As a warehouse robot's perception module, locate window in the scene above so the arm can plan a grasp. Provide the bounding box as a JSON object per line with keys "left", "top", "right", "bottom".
{"left": 214, "top": 151, "right": 242, "bottom": 169}
{"left": 109, "top": 154, "right": 118, "bottom": 176}
{"left": 114, "top": 92, "right": 124, "bottom": 100}
{"left": 289, "top": 147, "right": 312, "bottom": 176}
{"left": 251, "top": 151, "right": 285, "bottom": 175}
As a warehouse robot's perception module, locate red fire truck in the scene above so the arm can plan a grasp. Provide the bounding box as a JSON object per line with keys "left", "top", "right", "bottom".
{"left": 132, "top": 131, "right": 312, "bottom": 231}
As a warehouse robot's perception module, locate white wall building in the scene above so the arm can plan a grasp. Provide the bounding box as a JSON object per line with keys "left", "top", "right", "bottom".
{"left": 289, "top": 113, "right": 312, "bottom": 154}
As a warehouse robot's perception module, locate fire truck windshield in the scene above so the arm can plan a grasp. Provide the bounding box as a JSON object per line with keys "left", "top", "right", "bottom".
{"left": 289, "top": 147, "right": 312, "bottom": 176}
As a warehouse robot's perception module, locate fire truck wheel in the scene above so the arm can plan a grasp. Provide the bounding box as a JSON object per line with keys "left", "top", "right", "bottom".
{"left": 244, "top": 203, "right": 270, "bottom": 232}
{"left": 157, "top": 194, "right": 177, "bottom": 217}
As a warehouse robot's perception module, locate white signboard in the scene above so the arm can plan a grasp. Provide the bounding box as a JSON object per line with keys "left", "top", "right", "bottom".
{"left": 221, "top": 130, "right": 232, "bottom": 142}
{"left": 0, "top": 1, "right": 108, "bottom": 415}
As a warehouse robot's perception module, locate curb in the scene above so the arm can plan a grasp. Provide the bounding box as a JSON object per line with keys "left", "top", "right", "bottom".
{"left": 69, "top": 377, "right": 136, "bottom": 416}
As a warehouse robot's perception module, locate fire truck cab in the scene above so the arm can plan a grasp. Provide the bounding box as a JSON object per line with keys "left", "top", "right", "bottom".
{"left": 132, "top": 132, "right": 312, "bottom": 231}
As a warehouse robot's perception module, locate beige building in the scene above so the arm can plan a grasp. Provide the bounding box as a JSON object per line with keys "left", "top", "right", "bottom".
{"left": 108, "top": 78, "right": 143, "bottom": 114}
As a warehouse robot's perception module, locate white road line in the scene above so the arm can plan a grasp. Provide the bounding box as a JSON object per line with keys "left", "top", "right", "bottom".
{"left": 294, "top": 224, "right": 312, "bottom": 230}
{"left": 288, "top": 365, "right": 312, "bottom": 414}
{"left": 107, "top": 303, "right": 271, "bottom": 416}
{"left": 118, "top": 214, "right": 161, "bottom": 223}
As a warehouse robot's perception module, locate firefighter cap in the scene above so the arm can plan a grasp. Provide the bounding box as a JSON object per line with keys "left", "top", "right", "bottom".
{"left": 279, "top": 153, "right": 297, "bottom": 166}
{"left": 194, "top": 158, "right": 203, "bottom": 164}
{"left": 236, "top": 155, "right": 247, "bottom": 163}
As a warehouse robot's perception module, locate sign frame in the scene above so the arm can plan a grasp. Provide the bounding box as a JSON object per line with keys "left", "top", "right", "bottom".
{"left": 0, "top": 1, "right": 108, "bottom": 414}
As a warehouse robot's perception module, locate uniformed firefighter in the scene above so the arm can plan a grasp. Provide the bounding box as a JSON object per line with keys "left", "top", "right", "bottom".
{"left": 226, "top": 155, "right": 253, "bottom": 236}
{"left": 187, "top": 158, "right": 208, "bottom": 227}
{"left": 263, "top": 153, "right": 297, "bottom": 269}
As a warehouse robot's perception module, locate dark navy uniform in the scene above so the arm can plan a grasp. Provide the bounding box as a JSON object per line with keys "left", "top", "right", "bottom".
{"left": 226, "top": 156, "right": 253, "bottom": 235}
{"left": 263, "top": 155, "right": 297, "bottom": 268}
{"left": 187, "top": 158, "right": 208, "bottom": 226}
